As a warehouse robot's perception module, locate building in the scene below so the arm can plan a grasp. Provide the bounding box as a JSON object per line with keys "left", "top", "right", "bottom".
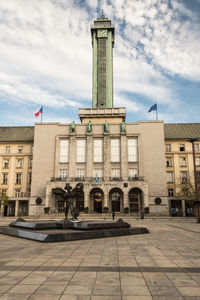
{"left": 29, "top": 15, "right": 168, "bottom": 216}
{"left": 0, "top": 126, "right": 34, "bottom": 216}
{"left": 165, "top": 123, "right": 200, "bottom": 217}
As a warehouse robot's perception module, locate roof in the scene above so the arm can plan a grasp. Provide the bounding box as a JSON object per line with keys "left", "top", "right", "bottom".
{"left": 164, "top": 123, "right": 200, "bottom": 140}
{"left": 0, "top": 127, "right": 34, "bottom": 142}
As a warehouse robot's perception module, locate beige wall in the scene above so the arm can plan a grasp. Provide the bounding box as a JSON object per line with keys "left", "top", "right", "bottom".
{"left": 30, "top": 120, "right": 168, "bottom": 215}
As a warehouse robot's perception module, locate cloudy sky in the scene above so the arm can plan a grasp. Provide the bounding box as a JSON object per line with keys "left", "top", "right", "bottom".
{"left": 0, "top": 0, "right": 200, "bottom": 126}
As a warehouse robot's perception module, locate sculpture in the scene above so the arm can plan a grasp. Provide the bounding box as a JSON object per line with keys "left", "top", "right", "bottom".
{"left": 104, "top": 120, "right": 109, "bottom": 133}
{"left": 70, "top": 121, "right": 76, "bottom": 133}
{"left": 120, "top": 121, "right": 126, "bottom": 132}
{"left": 52, "top": 183, "right": 84, "bottom": 221}
{"left": 87, "top": 120, "right": 92, "bottom": 133}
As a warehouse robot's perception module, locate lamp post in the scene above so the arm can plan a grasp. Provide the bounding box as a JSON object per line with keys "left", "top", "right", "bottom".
{"left": 189, "top": 138, "right": 200, "bottom": 223}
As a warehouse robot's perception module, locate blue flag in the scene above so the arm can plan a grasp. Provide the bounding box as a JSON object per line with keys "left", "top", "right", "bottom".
{"left": 95, "top": 174, "right": 99, "bottom": 183}
{"left": 148, "top": 103, "right": 157, "bottom": 113}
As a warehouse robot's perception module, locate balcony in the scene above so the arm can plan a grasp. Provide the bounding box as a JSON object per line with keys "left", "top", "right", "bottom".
{"left": 50, "top": 176, "right": 145, "bottom": 182}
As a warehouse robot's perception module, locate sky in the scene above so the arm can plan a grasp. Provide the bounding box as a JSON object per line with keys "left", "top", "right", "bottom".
{"left": 0, "top": 0, "right": 200, "bottom": 126}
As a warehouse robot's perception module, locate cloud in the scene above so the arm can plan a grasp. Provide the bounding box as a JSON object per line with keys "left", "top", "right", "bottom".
{"left": 0, "top": 0, "right": 199, "bottom": 125}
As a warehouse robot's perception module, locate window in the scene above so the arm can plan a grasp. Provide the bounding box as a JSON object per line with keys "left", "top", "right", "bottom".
{"left": 128, "top": 168, "right": 138, "bottom": 178}
{"left": 17, "top": 159, "right": 23, "bottom": 168}
{"left": 182, "top": 187, "right": 189, "bottom": 197}
{"left": 76, "top": 169, "right": 85, "bottom": 179}
{"left": 5, "top": 146, "right": 10, "bottom": 154}
{"left": 180, "top": 171, "right": 187, "bottom": 183}
{"left": 167, "top": 171, "right": 173, "bottom": 183}
{"left": 31, "top": 146, "right": 34, "bottom": 153}
{"left": 59, "top": 140, "right": 69, "bottom": 163}
{"left": 195, "top": 144, "right": 199, "bottom": 153}
{"left": 28, "top": 173, "right": 32, "bottom": 184}
{"left": 180, "top": 157, "right": 187, "bottom": 166}
{"left": 166, "top": 157, "right": 173, "bottom": 167}
{"left": 128, "top": 138, "right": 137, "bottom": 162}
{"left": 168, "top": 188, "right": 174, "bottom": 197}
{"left": 3, "top": 159, "right": 9, "bottom": 168}
{"left": 94, "top": 169, "right": 103, "bottom": 178}
{"left": 1, "top": 189, "right": 7, "bottom": 196}
{"left": 59, "top": 169, "right": 68, "bottom": 179}
{"left": 27, "top": 189, "right": 31, "bottom": 197}
{"left": 18, "top": 146, "right": 23, "bottom": 153}
{"left": 77, "top": 140, "right": 86, "bottom": 163}
{"left": 16, "top": 173, "right": 22, "bottom": 184}
{"left": 2, "top": 173, "right": 8, "bottom": 184}
{"left": 30, "top": 159, "right": 33, "bottom": 168}
{"left": 179, "top": 144, "right": 185, "bottom": 151}
{"left": 111, "top": 168, "right": 120, "bottom": 178}
{"left": 196, "top": 157, "right": 200, "bottom": 166}
{"left": 166, "top": 144, "right": 171, "bottom": 152}
{"left": 111, "top": 139, "right": 120, "bottom": 162}
{"left": 94, "top": 139, "right": 103, "bottom": 162}
{"left": 15, "top": 189, "right": 21, "bottom": 197}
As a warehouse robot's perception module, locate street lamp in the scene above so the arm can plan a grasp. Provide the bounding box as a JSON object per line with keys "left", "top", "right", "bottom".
{"left": 189, "top": 138, "right": 200, "bottom": 223}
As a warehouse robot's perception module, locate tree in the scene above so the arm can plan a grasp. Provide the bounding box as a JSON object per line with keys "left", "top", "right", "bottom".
{"left": 0, "top": 192, "right": 10, "bottom": 215}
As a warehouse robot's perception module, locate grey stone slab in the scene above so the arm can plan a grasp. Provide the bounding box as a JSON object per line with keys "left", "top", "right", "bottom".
{"left": 148, "top": 286, "right": 182, "bottom": 297}
{"left": 93, "top": 285, "right": 121, "bottom": 296}
{"left": 0, "top": 294, "right": 30, "bottom": 300}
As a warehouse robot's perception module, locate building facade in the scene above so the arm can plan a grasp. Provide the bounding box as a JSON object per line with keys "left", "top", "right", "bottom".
{"left": 29, "top": 15, "right": 168, "bottom": 216}
{"left": 0, "top": 127, "right": 34, "bottom": 216}
{"left": 165, "top": 123, "right": 200, "bottom": 217}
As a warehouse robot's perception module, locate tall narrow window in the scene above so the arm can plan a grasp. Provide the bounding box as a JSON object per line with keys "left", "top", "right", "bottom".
{"left": 196, "top": 157, "right": 200, "bottom": 166}
{"left": 3, "top": 160, "right": 9, "bottom": 168}
{"left": 2, "top": 173, "right": 8, "bottom": 184}
{"left": 17, "top": 159, "right": 23, "bottom": 168}
{"left": 16, "top": 173, "right": 22, "bottom": 184}
{"left": 77, "top": 140, "right": 86, "bottom": 163}
{"left": 5, "top": 146, "right": 10, "bottom": 154}
{"left": 94, "top": 169, "right": 103, "bottom": 178}
{"left": 166, "top": 157, "right": 173, "bottom": 167}
{"left": 179, "top": 144, "right": 185, "bottom": 151}
{"left": 94, "top": 139, "right": 103, "bottom": 162}
{"left": 28, "top": 173, "right": 32, "bottom": 184}
{"left": 167, "top": 171, "right": 173, "bottom": 183}
{"left": 195, "top": 144, "right": 199, "bottom": 153}
{"left": 128, "top": 138, "right": 137, "bottom": 162}
{"left": 111, "top": 168, "right": 120, "bottom": 178}
{"left": 111, "top": 139, "right": 120, "bottom": 162}
{"left": 166, "top": 144, "right": 171, "bottom": 152}
{"left": 76, "top": 169, "right": 85, "bottom": 179}
{"left": 129, "top": 168, "right": 138, "bottom": 178}
{"left": 181, "top": 171, "right": 187, "bottom": 183}
{"left": 180, "top": 157, "right": 187, "bottom": 166}
{"left": 59, "top": 140, "right": 69, "bottom": 163}
{"left": 59, "top": 169, "right": 68, "bottom": 179}
{"left": 18, "top": 146, "right": 23, "bottom": 153}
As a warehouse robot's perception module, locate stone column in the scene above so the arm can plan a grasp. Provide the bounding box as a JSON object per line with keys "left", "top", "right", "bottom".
{"left": 15, "top": 200, "right": 19, "bottom": 217}
{"left": 124, "top": 191, "right": 129, "bottom": 211}
{"left": 182, "top": 200, "right": 186, "bottom": 216}
{"left": 104, "top": 191, "right": 109, "bottom": 209}
{"left": 121, "top": 132, "right": 127, "bottom": 179}
{"left": 103, "top": 133, "right": 110, "bottom": 179}
{"left": 69, "top": 133, "right": 76, "bottom": 178}
{"left": 86, "top": 134, "right": 93, "bottom": 178}
{"left": 84, "top": 191, "right": 89, "bottom": 210}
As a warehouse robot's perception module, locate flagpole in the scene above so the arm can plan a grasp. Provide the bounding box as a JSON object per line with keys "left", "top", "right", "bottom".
{"left": 41, "top": 108, "right": 43, "bottom": 123}
{"left": 156, "top": 107, "right": 158, "bottom": 121}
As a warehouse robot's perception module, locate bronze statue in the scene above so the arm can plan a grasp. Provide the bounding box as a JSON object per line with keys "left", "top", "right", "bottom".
{"left": 120, "top": 121, "right": 126, "bottom": 132}
{"left": 70, "top": 121, "right": 76, "bottom": 133}
{"left": 87, "top": 120, "right": 92, "bottom": 132}
{"left": 104, "top": 120, "right": 109, "bottom": 133}
{"left": 52, "top": 183, "right": 84, "bottom": 221}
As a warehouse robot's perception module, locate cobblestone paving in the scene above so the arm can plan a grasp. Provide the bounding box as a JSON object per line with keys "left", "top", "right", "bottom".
{"left": 0, "top": 217, "right": 200, "bottom": 299}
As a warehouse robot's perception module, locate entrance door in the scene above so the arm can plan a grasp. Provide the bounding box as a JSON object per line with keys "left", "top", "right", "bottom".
{"left": 94, "top": 198, "right": 102, "bottom": 213}
{"left": 18, "top": 201, "right": 28, "bottom": 216}
{"left": 129, "top": 188, "right": 143, "bottom": 213}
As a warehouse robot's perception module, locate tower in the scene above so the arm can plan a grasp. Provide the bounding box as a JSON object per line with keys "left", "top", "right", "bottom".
{"left": 91, "top": 13, "right": 115, "bottom": 108}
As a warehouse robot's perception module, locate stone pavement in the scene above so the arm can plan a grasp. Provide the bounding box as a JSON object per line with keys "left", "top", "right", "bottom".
{"left": 0, "top": 217, "right": 200, "bottom": 299}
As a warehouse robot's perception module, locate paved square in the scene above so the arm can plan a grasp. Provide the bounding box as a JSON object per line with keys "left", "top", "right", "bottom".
{"left": 0, "top": 217, "right": 200, "bottom": 299}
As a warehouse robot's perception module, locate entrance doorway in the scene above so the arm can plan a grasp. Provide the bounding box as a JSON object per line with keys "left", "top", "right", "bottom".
{"left": 18, "top": 201, "right": 29, "bottom": 216}
{"left": 109, "top": 188, "right": 123, "bottom": 212}
{"left": 170, "top": 200, "right": 183, "bottom": 216}
{"left": 90, "top": 188, "right": 104, "bottom": 213}
{"left": 129, "top": 188, "right": 143, "bottom": 213}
